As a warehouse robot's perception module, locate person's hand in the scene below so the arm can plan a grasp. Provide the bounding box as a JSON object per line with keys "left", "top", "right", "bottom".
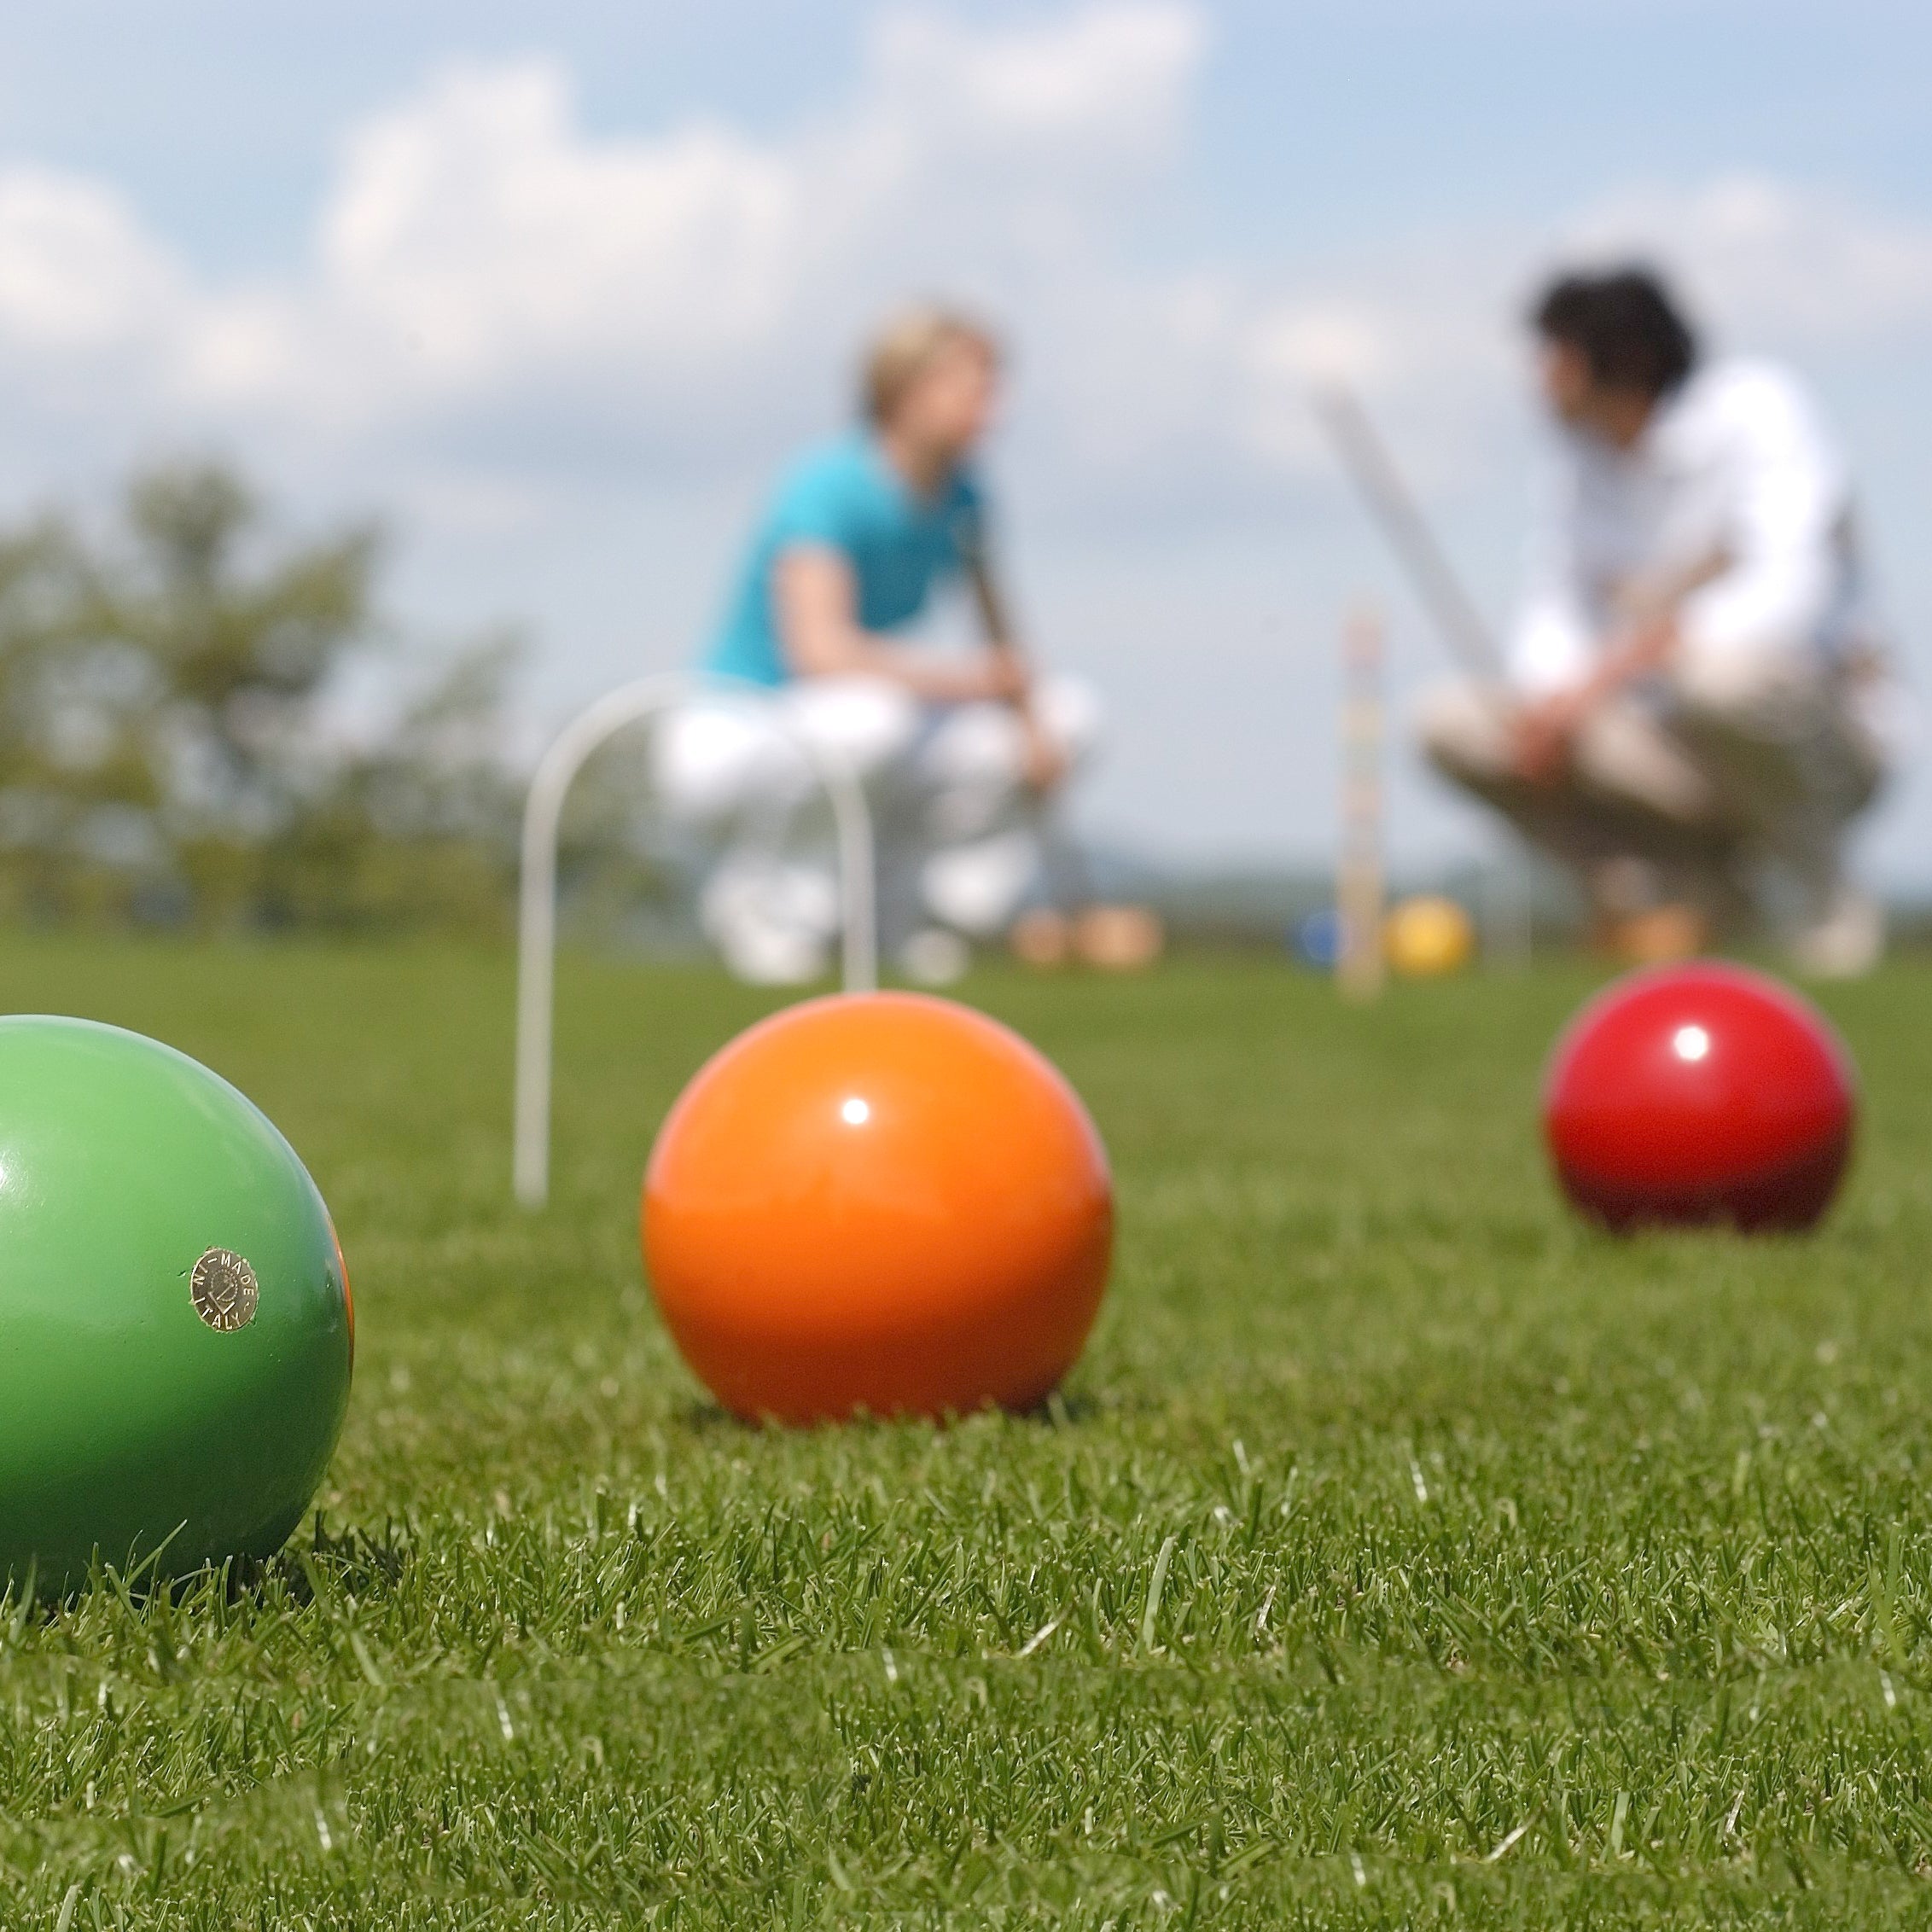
{"left": 974, "top": 651, "right": 1033, "bottom": 705}
{"left": 1508, "top": 615, "right": 1676, "bottom": 783}
{"left": 1510, "top": 686, "right": 1593, "bottom": 785}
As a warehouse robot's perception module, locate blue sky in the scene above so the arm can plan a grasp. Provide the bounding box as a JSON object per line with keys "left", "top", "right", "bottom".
{"left": 3, "top": 2, "right": 1929, "bottom": 877}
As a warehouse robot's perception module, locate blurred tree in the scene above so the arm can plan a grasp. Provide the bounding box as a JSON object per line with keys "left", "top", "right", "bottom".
{"left": 0, "top": 462, "right": 522, "bottom": 933}
{"left": 0, "top": 513, "right": 163, "bottom": 921}
{"left": 84, "top": 464, "right": 381, "bottom": 923}
{"left": 261, "top": 632, "right": 524, "bottom": 932}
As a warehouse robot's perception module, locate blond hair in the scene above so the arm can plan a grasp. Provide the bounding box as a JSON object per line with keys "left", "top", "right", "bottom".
{"left": 859, "top": 304, "right": 1000, "bottom": 425}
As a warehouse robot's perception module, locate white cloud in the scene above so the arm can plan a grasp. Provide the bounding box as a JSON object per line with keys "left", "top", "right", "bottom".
{"left": 313, "top": 64, "right": 801, "bottom": 408}
{"left": 0, "top": 3, "right": 1929, "bottom": 523}
{"left": 3, "top": 3, "right": 1208, "bottom": 474}
{"left": 864, "top": 3, "right": 1202, "bottom": 168}
{"left": 0, "top": 3, "right": 1248, "bottom": 499}
{"left": 0, "top": 168, "right": 191, "bottom": 423}
{"left": 0, "top": 169, "right": 184, "bottom": 355}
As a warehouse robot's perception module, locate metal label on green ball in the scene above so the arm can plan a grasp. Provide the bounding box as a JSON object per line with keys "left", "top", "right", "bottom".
{"left": 190, "top": 1247, "right": 259, "bottom": 1332}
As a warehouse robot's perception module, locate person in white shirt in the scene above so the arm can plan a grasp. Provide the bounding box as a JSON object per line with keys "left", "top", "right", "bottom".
{"left": 1420, "top": 266, "right": 1900, "bottom": 975}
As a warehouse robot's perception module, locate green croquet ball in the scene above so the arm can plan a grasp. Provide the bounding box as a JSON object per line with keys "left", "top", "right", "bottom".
{"left": 0, "top": 1017, "right": 352, "bottom": 1596}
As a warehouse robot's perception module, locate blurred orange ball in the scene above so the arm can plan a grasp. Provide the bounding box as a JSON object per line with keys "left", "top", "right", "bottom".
{"left": 642, "top": 992, "right": 1113, "bottom": 1423}
{"left": 1010, "top": 906, "right": 1074, "bottom": 968}
{"left": 1074, "top": 905, "right": 1167, "bottom": 970}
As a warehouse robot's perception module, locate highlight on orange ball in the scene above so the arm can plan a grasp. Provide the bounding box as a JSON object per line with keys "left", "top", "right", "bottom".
{"left": 642, "top": 992, "right": 1114, "bottom": 1424}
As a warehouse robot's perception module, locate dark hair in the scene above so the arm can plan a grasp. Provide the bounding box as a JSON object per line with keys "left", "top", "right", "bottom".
{"left": 1532, "top": 267, "right": 1697, "bottom": 398}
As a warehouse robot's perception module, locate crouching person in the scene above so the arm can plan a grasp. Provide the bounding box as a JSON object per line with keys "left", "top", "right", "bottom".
{"left": 655, "top": 306, "right": 1100, "bottom": 984}
{"left": 1421, "top": 265, "right": 1903, "bottom": 975}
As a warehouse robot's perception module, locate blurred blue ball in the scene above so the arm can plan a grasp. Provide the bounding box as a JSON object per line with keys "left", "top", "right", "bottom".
{"left": 1293, "top": 907, "right": 1344, "bottom": 969}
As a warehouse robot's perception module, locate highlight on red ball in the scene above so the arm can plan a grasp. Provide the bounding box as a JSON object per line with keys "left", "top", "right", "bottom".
{"left": 641, "top": 991, "right": 1114, "bottom": 1424}
{"left": 1541, "top": 962, "right": 1857, "bottom": 1234}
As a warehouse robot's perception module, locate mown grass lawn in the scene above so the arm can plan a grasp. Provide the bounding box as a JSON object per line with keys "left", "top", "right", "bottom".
{"left": 3, "top": 934, "right": 1932, "bottom": 1927}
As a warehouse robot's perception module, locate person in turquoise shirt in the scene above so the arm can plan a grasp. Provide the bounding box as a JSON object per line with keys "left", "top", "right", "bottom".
{"left": 658, "top": 305, "right": 1101, "bottom": 984}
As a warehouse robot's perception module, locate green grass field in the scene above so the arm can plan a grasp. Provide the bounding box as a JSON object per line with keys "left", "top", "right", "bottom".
{"left": 4, "top": 937, "right": 1932, "bottom": 1927}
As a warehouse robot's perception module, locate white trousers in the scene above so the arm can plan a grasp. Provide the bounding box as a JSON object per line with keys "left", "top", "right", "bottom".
{"left": 655, "top": 675, "right": 1103, "bottom": 981}
{"left": 1417, "top": 645, "right": 1894, "bottom": 926}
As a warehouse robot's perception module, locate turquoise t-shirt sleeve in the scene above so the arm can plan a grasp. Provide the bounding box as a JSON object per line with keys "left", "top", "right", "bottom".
{"left": 765, "top": 454, "right": 866, "bottom": 552}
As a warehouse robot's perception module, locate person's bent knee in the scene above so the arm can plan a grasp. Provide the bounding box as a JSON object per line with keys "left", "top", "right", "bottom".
{"left": 1416, "top": 679, "right": 1510, "bottom": 783}
{"left": 1033, "top": 673, "right": 1103, "bottom": 770}
{"left": 1672, "top": 639, "right": 1820, "bottom": 730}
{"left": 655, "top": 703, "right": 785, "bottom": 828}
{"left": 782, "top": 675, "right": 922, "bottom": 781}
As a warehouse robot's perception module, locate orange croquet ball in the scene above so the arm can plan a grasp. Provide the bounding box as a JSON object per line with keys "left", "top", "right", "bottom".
{"left": 1010, "top": 906, "right": 1074, "bottom": 968}
{"left": 642, "top": 992, "right": 1114, "bottom": 1424}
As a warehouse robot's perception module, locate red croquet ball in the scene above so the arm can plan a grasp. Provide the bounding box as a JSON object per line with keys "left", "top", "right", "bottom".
{"left": 1542, "top": 963, "right": 1856, "bottom": 1233}
{"left": 642, "top": 992, "right": 1114, "bottom": 1423}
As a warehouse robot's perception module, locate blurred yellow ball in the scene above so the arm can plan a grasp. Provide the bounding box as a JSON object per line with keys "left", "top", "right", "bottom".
{"left": 1384, "top": 894, "right": 1475, "bottom": 978}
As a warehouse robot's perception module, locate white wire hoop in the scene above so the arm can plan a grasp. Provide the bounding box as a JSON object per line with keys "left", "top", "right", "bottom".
{"left": 512, "top": 672, "right": 877, "bottom": 1208}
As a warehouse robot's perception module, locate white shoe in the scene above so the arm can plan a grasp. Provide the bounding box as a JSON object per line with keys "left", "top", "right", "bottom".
{"left": 898, "top": 928, "right": 972, "bottom": 986}
{"left": 701, "top": 858, "right": 836, "bottom": 986}
{"left": 922, "top": 830, "right": 1039, "bottom": 937}
{"left": 1789, "top": 882, "right": 1884, "bottom": 980}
